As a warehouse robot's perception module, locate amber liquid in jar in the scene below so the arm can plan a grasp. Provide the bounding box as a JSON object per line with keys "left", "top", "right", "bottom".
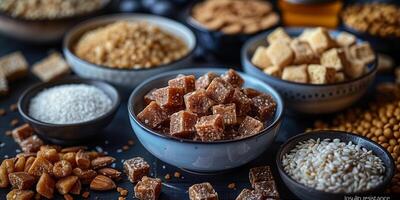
{"left": 278, "top": 0, "right": 343, "bottom": 28}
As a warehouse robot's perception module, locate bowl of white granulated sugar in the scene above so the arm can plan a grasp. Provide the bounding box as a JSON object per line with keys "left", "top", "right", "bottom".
{"left": 18, "top": 77, "right": 120, "bottom": 144}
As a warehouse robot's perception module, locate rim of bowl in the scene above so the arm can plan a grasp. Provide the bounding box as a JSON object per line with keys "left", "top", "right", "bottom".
{"left": 241, "top": 27, "right": 379, "bottom": 88}
{"left": 185, "top": 0, "right": 280, "bottom": 37}
{"left": 276, "top": 130, "right": 395, "bottom": 196}
{"left": 128, "top": 67, "right": 284, "bottom": 144}
{"left": 63, "top": 13, "right": 197, "bottom": 72}
{"left": 18, "top": 77, "right": 120, "bottom": 127}
{"left": 0, "top": 0, "right": 111, "bottom": 22}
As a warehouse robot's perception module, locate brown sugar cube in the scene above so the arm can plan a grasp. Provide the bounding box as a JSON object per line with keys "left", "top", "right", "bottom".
{"left": 195, "top": 114, "right": 225, "bottom": 142}
{"left": 235, "top": 189, "right": 263, "bottom": 200}
{"left": 231, "top": 89, "right": 252, "bottom": 116}
{"left": 144, "top": 89, "right": 157, "bottom": 105}
{"left": 263, "top": 65, "right": 282, "bottom": 78}
{"left": 251, "top": 46, "right": 272, "bottom": 69}
{"left": 0, "top": 52, "right": 28, "bottom": 82}
{"left": 348, "top": 43, "right": 375, "bottom": 64}
{"left": 153, "top": 86, "right": 185, "bottom": 108}
{"left": 290, "top": 39, "right": 315, "bottom": 65}
{"left": 28, "top": 156, "right": 53, "bottom": 177}
{"left": 19, "top": 135, "right": 43, "bottom": 153}
{"left": 36, "top": 173, "right": 55, "bottom": 199}
{"left": 168, "top": 75, "right": 196, "bottom": 94}
{"left": 134, "top": 176, "right": 162, "bottom": 200}
{"left": 335, "top": 72, "right": 346, "bottom": 82}
{"left": 281, "top": 65, "right": 308, "bottom": 83}
{"left": 305, "top": 27, "right": 333, "bottom": 55}
{"left": 336, "top": 32, "right": 356, "bottom": 47}
{"left": 251, "top": 94, "right": 277, "bottom": 121}
{"left": 37, "top": 147, "right": 59, "bottom": 163}
{"left": 221, "top": 69, "right": 244, "bottom": 88}
{"left": 14, "top": 157, "right": 26, "bottom": 172}
{"left": 170, "top": 111, "right": 197, "bottom": 138}
{"left": 53, "top": 160, "right": 73, "bottom": 178}
{"left": 238, "top": 116, "right": 264, "bottom": 137}
{"left": 123, "top": 157, "right": 150, "bottom": 183}
{"left": 249, "top": 166, "right": 274, "bottom": 187}
{"left": 254, "top": 181, "right": 279, "bottom": 199}
{"left": 8, "top": 172, "right": 35, "bottom": 190}
{"left": 344, "top": 60, "right": 366, "bottom": 79}
{"left": 307, "top": 64, "right": 336, "bottom": 84}
{"left": 267, "top": 27, "right": 292, "bottom": 44}
{"left": 184, "top": 89, "right": 215, "bottom": 115}
{"left": 242, "top": 88, "right": 262, "bottom": 99}
{"left": 6, "top": 189, "right": 34, "bottom": 200}
{"left": 212, "top": 104, "right": 237, "bottom": 125}
{"left": 32, "top": 52, "right": 70, "bottom": 82}
{"left": 196, "top": 72, "right": 218, "bottom": 90}
{"left": 320, "top": 48, "right": 348, "bottom": 71}
{"left": 138, "top": 101, "right": 169, "bottom": 129}
{"left": 56, "top": 176, "right": 78, "bottom": 195}
{"left": 206, "top": 78, "right": 234, "bottom": 104}
{"left": 11, "top": 124, "right": 34, "bottom": 144}
{"left": 188, "top": 182, "right": 218, "bottom": 200}
{"left": 266, "top": 41, "right": 294, "bottom": 68}
{"left": 0, "top": 74, "right": 8, "bottom": 96}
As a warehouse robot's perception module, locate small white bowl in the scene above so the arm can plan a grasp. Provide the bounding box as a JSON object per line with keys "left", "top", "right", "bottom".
{"left": 63, "top": 14, "right": 197, "bottom": 88}
{"left": 242, "top": 27, "right": 378, "bottom": 114}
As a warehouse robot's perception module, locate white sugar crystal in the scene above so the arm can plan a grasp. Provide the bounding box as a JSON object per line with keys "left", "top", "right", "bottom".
{"left": 282, "top": 138, "right": 385, "bottom": 193}
{"left": 29, "top": 84, "right": 112, "bottom": 124}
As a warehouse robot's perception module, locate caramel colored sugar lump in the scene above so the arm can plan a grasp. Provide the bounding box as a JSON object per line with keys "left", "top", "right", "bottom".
{"left": 251, "top": 94, "right": 276, "bottom": 121}
{"left": 336, "top": 32, "right": 356, "bottom": 47}
{"left": 266, "top": 41, "right": 294, "bottom": 68}
{"left": 206, "top": 78, "right": 234, "bottom": 104}
{"left": 281, "top": 65, "right": 308, "bottom": 83}
{"left": 221, "top": 69, "right": 244, "bottom": 88}
{"left": 170, "top": 111, "right": 197, "bottom": 138}
{"left": 153, "top": 86, "right": 185, "bottom": 109}
{"left": 254, "top": 181, "right": 279, "bottom": 199}
{"left": 74, "top": 21, "right": 188, "bottom": 69}
{"left": 189, "top": 182, "right": 218, "bottom": 200}
{"left": 6, "top": 189, "right": 34, "bottom": 200}
{"left": 195, "top": 114, "right": 225, "bottom": 142}
{"left": 0, "top": 51, "right": 28, "bottom": 82}
{"left": 195, "top": 72, "right": 218, "bottom": 90}
{"left": 32, "top": 52, "right": 70, "bottom": 82}
{"left": 320, "top": 48, "right": 348, "bottom": 71}
{"left": 238, "top": 116, "right": 264, "bottom": 137}
{"left": 307, "top": 64, "right": 336, "bottom": 84}
{"left": 184, "top": 89, "right": 215, "bottom": 115}
{"left": 249, "top": 166, "right": 274, "bottom": 188}
{"left": 138, "top": 101, "right": 169, "bottom": 129}
{"left": 168, "top": 75, "right": 196, "bottom": 94}
{"left": 236, "top": 189, "right": 263, "bottom": 200}
{"left": 134, "top": 176, "right": 162, "bottom": 200}
{"left": 212, "top": 104, "right": 237, "bottom": 125}
{"left": 231, "top": 89, "right": 252, "bottom": 116}
{"left": 251, "top": 46, "right": 272, "bottom": 69}
{"left": 123, "top": 157, "right": 150, "bottom": 183}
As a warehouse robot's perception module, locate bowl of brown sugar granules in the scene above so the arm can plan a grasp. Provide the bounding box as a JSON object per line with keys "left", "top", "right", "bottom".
{"left": 63, "top": 14, "right": 197, "bottom": 88}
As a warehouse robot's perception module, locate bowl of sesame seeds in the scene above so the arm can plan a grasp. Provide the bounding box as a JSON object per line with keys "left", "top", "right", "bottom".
{"left": 276, "top": 131, "right": 395, "bottom": 200}
{"left": 18, "top": 77, "right": 120, "bottom": 145}
{"left": 63, "top": 13, "right": 197, "bottom": 88}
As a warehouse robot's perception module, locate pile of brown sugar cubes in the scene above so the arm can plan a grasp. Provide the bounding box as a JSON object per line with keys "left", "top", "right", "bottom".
{"left": 137, "top": 69, "right": 277, "bottom": 142}
{"left": 251, "top": 27, "right": 376, "bottom": 84}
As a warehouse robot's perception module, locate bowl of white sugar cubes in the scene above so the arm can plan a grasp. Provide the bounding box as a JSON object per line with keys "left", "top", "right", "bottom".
{"left": 18, "top": 77, "right": 120, "bottom": 144}
{"left": 276, "top": 131, "right": 395, "bottom": 200}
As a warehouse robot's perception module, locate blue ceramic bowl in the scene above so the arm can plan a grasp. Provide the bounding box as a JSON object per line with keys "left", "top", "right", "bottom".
{"left": 242, "top": 27, "right": 377, "bottom": 114}
{"left": 128, "top": 68, "right": 284, "bottom": 172}
{"left": 63, "top": 14, "right": 197, "bottom": 89}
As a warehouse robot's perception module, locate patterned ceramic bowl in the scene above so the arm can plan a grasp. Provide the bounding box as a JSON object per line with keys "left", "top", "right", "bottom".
{"left": 128, "top": 68, "right": 284, "bottom": 172}
{"left": 63, "top": 14, "right": 197, "bottom": 88}
{"left": 241, "top": 27, "right": 378, "bottom": 114}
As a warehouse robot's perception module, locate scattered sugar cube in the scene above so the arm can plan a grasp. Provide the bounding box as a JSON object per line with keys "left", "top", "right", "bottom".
{"left": 236, "top": 189, "right": 263, "bottom": 200}
{"left": 307, "top": 64, "right": 336, "bottom": 84}
{"left": 32, "top": 52, "right": 70, "bottom": 82}
{"left": 249, "top": 166, "right": 274, "bottom": 188}
{"left": 12, "top": 124, "right": 34, "bottom": 144}
{"left": 254, "top": 181, "right": 280, "bottom": 199}
{"left": 251, "top": 46, "right": 272, "bottom": 69}
{"left": 0, "top": 51, "right": 28, "bottom": 81}
{"left": 281, "top": 65, "right": 308, "bottom": 83}
{"left": 320, "top": 48, "right": 348, "bottom": 71}
{"left": 134, "top": 176, "right": 162, "bottom": 200}
{"left": 267, "top": 27, "right": 291, "bottom": 44}
{"left": 189, "top": 182, "right": 218, "bottom": 200}
{"left": 266, "top": 42, "right": 294, "bottom": 68}
{"left": 123, "top": 157, "right": 150, "bottom": 183}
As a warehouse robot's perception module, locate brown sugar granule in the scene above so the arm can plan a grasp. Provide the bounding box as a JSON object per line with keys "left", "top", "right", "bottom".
{"left": 5, "top": 130, "right": 12, "bottom": 136}
{"left": 82, "top": 191, "right": 90, "bottom": 198}
{"left": 173, "top": 171, "right": 181, "bottom": 178}
{"left": 74, "top": 21, "right": 188, "bottom": 69}
{"left": 227, "top": 182, "right": 236, "bottom": 189}
{"left": 117, "top": 187, "right": 128, "bottom": 196}
{"left": 164, "top": 173, "right": 171, "bottom": 180}
{"left": 127, "top": 140, "right": 135, "bottom": 146}
{"left": 122, "top": 145, "right": 129, "bottom": 151}
{"left": 10, "top": 103, "right": 18, "bottom": 112}
{"left": 10, "top": 119, "right": 19, "bottom": 127}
